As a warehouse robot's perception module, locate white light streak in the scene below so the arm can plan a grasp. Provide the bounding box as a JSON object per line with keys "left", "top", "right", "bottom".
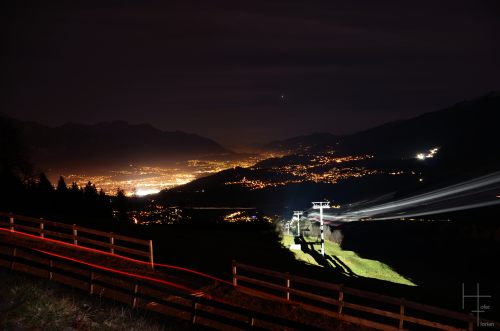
{"left": 307, "top": 171, "right": 500, "bottom": 223}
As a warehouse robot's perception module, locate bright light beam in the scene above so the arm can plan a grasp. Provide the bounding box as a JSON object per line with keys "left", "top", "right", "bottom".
{"left": 307, "top": 171, "right": 500, "bottom": 223}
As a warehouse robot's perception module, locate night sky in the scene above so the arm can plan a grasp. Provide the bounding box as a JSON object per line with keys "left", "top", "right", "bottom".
{"left": 2, "top": 1, "right": 499, "bottom": 146}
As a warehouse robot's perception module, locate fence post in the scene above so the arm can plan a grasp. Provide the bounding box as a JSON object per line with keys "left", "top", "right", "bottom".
{"left": 191, "top": 299, "right": 198, "bottom": 324}
{"left": 232, "top": 260, "right": 237, "bottom": 286}
{"left": 110, "top": 233, "right": 114, "bottom": 254}
{"left": 10, "top": 247, "right": 17, "bottom": 270}
{"left": 338, "top": 284, "right": 344, "bottom": 318}
{"left": 40, "top": 222, "right": 44, "bottom": 238}
{"left": 49, "top": 259, "right": 53, "bottom": 280}
{"left": 131, "top": 283, "right": 139, "bottom": 308}
{"left": 9, "top": 213, "right": 14, "bottom": 232}
{"left": 148, "top": 240, "right": 154, "bottom": 270}
{"left": 468, "top": 314, "right": 474, "bottom": 331}
{"left": 73, "top": 224, "right": 78, "bottom": 245}
{"left": 399, "top": 298, "right": 405, "bottom": 330}
{"left": 248, "top": 316, "right": 255, "bottom": 327}
{"left": 285, "top": 272, "right": 291, "bottom": 300}
{"left": 89, "top": 269, "right": 94, "bottom": 295}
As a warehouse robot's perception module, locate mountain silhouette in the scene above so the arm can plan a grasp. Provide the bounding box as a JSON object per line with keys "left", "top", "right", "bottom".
{"left": 264, "top": 132, "right": 340, "bottom": 153}
{"left": 0, "top": 118, "right": 231, "bottom": 169}
{"left": 265, "top": 91, "right": 500, "bottom": 161}
{"left": 340, "top": 91, "right": 500, "bottom": 159}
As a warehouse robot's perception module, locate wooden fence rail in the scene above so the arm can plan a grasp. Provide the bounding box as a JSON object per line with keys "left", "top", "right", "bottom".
{"left": 0, "top": 242, "right": 327, "bottom": 331}
{"left": 0, "top": 212, "right": 154, "bottom": 268}
{"left": 232, "top": 261, "right": 500, "bottom": 331}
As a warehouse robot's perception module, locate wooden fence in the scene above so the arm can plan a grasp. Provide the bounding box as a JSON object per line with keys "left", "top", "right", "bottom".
{"left": 0, "top": 212, "right": 154, "bottom": 268}
{"left": 232, "top": 261, "right": 500, "bottom": 331}
{"left": 0, "top": 242, "right": 328, "bottom": 331}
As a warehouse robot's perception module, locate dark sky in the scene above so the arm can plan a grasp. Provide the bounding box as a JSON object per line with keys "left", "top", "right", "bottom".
{"left": 2, "top": 1, "right": 499, "bottom": 146}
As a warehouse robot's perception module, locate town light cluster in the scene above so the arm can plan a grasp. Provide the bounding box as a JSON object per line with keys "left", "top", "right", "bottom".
{"left": 416, "top": 147, "right": 439, "bottom": 160}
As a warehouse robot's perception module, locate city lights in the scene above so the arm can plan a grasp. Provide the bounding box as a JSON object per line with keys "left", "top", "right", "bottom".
{"left": 225, "top": 154, "right": 384, "bottom": 190}
{"left": 48, "top": 153, "right": 279, "bottom": 196}
{"left": 135, "top": 188, "right": 161, "bottom": 196}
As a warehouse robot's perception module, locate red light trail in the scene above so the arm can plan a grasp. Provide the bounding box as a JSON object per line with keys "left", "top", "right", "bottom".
{"left": 0, "top": 227, "right": 231, "bottom": 286}
{"left": 33, "top": 248, "right": 196, "bottom": 293}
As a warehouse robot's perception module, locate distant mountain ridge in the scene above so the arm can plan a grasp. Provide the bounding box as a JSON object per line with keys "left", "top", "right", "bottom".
{"left": 1, "top": 118, "right": 231, "bottom": 169}
{"left": 265, "top": 91, "right": 500, "bottom": 159}
{"left": 339, "top": 91, "right": 500, "bottom": 158}
{"left": 264, "top": 132, "right": 340, "bottom": 153}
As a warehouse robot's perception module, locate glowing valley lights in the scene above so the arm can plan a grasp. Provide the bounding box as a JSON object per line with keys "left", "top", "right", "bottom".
{"left": 52, "top": 167, "right": 196, "bottom": 197}
{"left": 135, "top": 188, "right": 162, "bottom": 196}
{"left": 48, "top": 153, "right": 277, "bottom": 196}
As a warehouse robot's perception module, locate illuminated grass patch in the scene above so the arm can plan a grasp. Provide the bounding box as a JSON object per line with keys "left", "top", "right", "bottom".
{"left": 0, "top": 270, "right": 189, "bottom": 330}
{"left": 282, "top": 234, "right": 415, "bottom": 286}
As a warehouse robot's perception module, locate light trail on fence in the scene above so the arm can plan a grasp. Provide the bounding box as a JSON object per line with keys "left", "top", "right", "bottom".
{"left": 34, "top": 248, "right": 196, "bottom": 293}
{"left": 0, "top": 227, "right": 231, "bottom": 286}
{"left": 306, "top": 171, "right": 500, "bottom": 223}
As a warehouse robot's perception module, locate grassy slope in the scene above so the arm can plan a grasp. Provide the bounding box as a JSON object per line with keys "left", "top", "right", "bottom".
{"left": 0, "top": 270, "right": 193, "bottom": 331}
{"left": 338, "top": 218, "right": 500, "bottom": 317}
{"left": 282, "top": 234, "right": 415, "bottom": 286}
{"left": 0, "top": 267, "right": 376, "bottom": 331}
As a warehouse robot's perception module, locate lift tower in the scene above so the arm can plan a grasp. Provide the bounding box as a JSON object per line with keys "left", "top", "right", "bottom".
{"left": 312, "top": 202, "right": 330, "bottom": 256}
{"left": 293, "top": 211, "right": 303, "bottom": 237}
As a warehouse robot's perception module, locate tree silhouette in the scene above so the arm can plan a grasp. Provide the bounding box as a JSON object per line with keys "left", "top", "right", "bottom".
{"left": 37, "top": 173, "right": 54, "bottom": 195}
{"left": 0, "top": 117, "right": 33, "bottom": 212}
{"left": 56, "top": 176, "right": 68, "bottom": 193}
{"left": 114, "top": 188, "right": 128, "bottom": 221}
{"left": 0, "top": 117, "right": 32, "bottom": 180}
{"left": 84, "top": 181, "right": 98, "bottom": 197}
{"left": 70, "top": 182, "right": 80, "bottom": 194}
